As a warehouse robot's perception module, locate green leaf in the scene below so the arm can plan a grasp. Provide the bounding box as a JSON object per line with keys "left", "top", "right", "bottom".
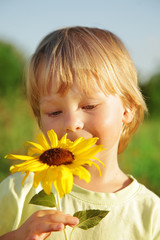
{"left": 73, "top": 209, "right": 109, "bottom": 230}
{"left": 29, "top": 190, "right": 57, "bottom": 208}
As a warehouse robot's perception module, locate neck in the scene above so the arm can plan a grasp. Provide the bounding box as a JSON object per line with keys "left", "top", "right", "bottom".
{"left": 74, "top": 147, "right": 131, "bottom": 193}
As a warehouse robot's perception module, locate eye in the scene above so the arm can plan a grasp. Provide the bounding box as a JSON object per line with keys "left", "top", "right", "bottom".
{"left": 82, "top": 105, "right": 97, "bottom": 110}
{"left": 48, "top": 111, "right": 62, "bottom": 117}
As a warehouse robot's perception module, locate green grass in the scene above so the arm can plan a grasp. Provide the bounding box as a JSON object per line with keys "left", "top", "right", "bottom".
{"left": 0, "top": 93, "right": 160, "bottom": 196}
{"left": 119, "top": 118, "right": 160, "bottom": 196}
{"left": 0, "top": 91, "right": 38, "bottom": 181}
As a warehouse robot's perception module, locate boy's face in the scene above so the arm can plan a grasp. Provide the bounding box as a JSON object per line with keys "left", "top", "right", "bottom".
{"left": 39, "top": 84, "right": 126, "bottom": 152}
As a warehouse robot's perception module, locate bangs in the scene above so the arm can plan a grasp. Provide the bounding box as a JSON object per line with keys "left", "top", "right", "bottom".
{"left": 28, "top": 26, "right": 141, "bottom": 115}
{"left": 34, "top": 27, "right": 119, "bottom": 97}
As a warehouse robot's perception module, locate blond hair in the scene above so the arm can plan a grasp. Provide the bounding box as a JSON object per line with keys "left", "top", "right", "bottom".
{"left": 27, "top": 26, "right": 147, "bottom": 154}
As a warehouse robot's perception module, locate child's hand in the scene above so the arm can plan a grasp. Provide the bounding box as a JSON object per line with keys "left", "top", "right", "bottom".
{"left": 0, "top": 210, "right": 79, "bottom": 240}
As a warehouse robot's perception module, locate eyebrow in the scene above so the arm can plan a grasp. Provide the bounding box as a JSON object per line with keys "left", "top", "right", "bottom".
{"left": 39, "top": 90, "right": 103, "bottom": 106}
{"left": 40, "top": 95, "right": 60, "bottom": 105}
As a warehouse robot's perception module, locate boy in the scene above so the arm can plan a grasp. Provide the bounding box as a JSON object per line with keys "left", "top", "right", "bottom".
{"left": 0, "top": 26, "right": 160, "bottom": 240}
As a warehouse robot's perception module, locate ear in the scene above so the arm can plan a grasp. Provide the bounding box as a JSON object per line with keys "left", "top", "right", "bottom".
{"left": 122, "top": 106, "right": 136, "bottom": 124}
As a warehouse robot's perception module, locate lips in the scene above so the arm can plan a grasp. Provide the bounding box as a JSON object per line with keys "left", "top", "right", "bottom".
{"left": 67, "top": 131, "right": 93, "bottom": 141}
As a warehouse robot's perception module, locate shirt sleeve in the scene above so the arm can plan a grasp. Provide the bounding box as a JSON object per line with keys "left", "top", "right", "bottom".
{"left": 0, "top": 173, "right": 34, "bottom": 236}
{"left": 152, "top": 201, "right": 160, "bottom": 240}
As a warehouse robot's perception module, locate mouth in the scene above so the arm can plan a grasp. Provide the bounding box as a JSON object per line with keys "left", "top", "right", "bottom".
{"left": 67, "top": 131, "right": 93, "bottom": 142}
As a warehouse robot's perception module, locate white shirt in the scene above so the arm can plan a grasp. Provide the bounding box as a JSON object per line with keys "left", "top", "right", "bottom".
{"left": 0, "top": 173, "right": 160, "bottom": 239}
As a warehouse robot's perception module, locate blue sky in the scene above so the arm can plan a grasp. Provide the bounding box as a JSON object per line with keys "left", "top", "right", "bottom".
{"left": 0, "top": 0, "right": 160, "bottom": 81}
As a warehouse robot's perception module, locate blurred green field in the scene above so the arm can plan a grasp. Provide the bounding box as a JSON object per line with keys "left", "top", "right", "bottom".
{"left": 0, "top": 92, "right": 160, "bottom": 196}
{"left": 119, "top": 118, "right": 160, "bottom": 196}
{"left": 0, "top": 91, "right": 38, "bottom": 181}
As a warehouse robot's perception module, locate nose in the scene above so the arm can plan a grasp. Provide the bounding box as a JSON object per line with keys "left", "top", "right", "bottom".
{"left": 65, "top": 112, "right": 84, "bottom": 132}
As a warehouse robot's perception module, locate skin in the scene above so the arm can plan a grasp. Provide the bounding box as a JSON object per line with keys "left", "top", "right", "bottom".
{"left": 0, "top": 83, "right": 134, "bottom": 240}
{"left": 40, "top": 84, "right": 134, "bottom": 192}
{"left": 0, "top": 210, "right": 79, "bottom": 240}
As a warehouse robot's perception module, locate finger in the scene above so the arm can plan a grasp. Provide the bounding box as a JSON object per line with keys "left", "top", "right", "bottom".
{"left": 26, "top": 222, "right": 65, "bottom": 239}
{"left": 34, "top": 221, "right": 65, "bottom": 234}
{"left": 33, "top": 210, "right": 61, "bottom": 218}
{"left": 28, "top": 233, "right": 51, "bottom": 240}
{"left": 41, "top": 213, "right": 79, "bottom": 227}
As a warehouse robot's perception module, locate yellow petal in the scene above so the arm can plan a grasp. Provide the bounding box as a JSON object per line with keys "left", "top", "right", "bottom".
{"left": 25, "top": 141, "right": 45, "bottom": 152}
{"left": 75, "top": 145, "right": 104, "bottom": 159}
{"left": 54, "top": 167, "right": 73, "bottom": 198}
{"left": 73, "top": 166, "right": 91, "bottom": 183}
{"left": 22, "top": 172, "right": 30, "bottom": 186}
{"left": 27, "top": 147, "right": 42, "bottom": 156}
{"left": 72, "top": 158, "right": 102, "bottom": 176}
{"left": 34, "top": 169, "right": 49, "bottom": 190}
{"left": 47, "top": 129, "right": 58, "bottom": 148}
{"left": 34, "top": 168, "right": 58, "bottom": 194}
{"left": 92, "top": 157, "right": 105, "bottom": 167}
{"left": 72, "top": 158, "right": 93, "bottom": 166}
{"left": 42, "top": 175, "right": 52, "bottom": 195}
{"left": 68, "top": 137, "right": 85, "bottom": 149}
{"left": 54, "top": 178, "right": 64, "bottom": 198}
{"left": 71, "top": 137, "right": 99, "bottom": 154}
{"left": 74, "top": 156, "right": 105, "bottom": 168}
{"left": 33, "top": 171, "right": 43, "bottom": 188}
{"left": 91, "top": 162, "right": 102, "bottom": 176}
{"left": 10, "top": 160, "right": 48, "bottom": 173}
{"left": 5, "top": 154, "right": 35, "bottom": 160}
{"left": 59, "top": 134, "right": 67, "bottom": 147}
{"left": 47, "top": 167, "right": 59, "bottom": 180}
{"left": 42, "top": 168, "right": 58, "bottom": 194}
{"left": 61, "top": 168, "right": 73, "bottom": 195}
{"left": 36, "top": 132, "right": 50, "bottom": 149}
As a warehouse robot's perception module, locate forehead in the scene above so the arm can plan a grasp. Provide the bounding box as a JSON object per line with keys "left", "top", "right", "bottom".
{"left": 40, "top": 78, "right": 103, "bottom": 100}
{"left": 37, "top": 60, "right": 109, "bottom": 98}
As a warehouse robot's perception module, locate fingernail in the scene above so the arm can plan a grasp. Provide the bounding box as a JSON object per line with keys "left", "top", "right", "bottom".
{"left": 73, "top": 217, "right": 79, "bottom": 224}
{"left": 57, "top": 223, "right": 63, "bottom": 230}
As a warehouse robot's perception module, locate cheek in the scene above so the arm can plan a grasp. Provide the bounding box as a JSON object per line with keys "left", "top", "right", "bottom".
{"left": 40, "top": 116, "right": 64, "bottom": 139}
{"left": 91, "top": 110, "right": 124, "bottom": 148}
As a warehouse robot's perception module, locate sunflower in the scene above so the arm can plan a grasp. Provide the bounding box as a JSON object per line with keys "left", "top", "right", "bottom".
{"left": 6, "top": 129, "right": 105, "bottom": 198}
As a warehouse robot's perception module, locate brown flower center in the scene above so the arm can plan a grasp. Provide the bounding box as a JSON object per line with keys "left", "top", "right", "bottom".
{"left": 39, "top": 148, "right": 74, "bottom": 166}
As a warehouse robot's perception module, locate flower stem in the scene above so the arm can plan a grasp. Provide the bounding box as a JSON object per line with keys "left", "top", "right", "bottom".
{"left": 69, "top": 228, "right": 74, "bottom": 240}
{"left": 56, "top": 193, "right": 61, "bottom": 211}
{"left": 56, "top": 193, "right": 68, "bottom": 240}
{"left": 63, "top": 227, "right": 68, "bottom": 240}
